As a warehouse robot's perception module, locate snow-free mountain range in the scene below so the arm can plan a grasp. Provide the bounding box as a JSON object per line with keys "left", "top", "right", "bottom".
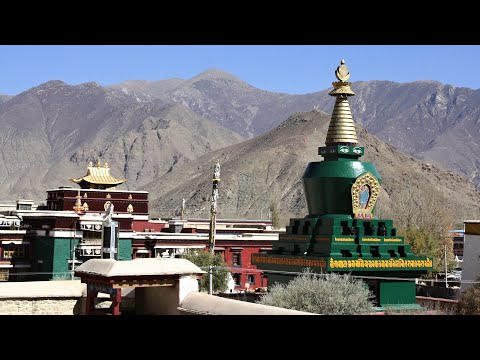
{"left": 0, "top": 69, "right": 479, "bottom": 222}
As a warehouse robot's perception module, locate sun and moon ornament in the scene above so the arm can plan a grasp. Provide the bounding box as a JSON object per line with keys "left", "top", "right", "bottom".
{"left": 335, "top": 59, "right": 350, "bottom": 82}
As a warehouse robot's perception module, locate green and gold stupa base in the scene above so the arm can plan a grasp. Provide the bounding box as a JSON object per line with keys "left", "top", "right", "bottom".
{"left": 252, "top": 61, "right": 432, "bottom": 309}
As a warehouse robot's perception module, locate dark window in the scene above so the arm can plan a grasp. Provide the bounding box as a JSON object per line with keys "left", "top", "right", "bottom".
{"left": 83, "top": 230, "right": 102, "bottom": 241}
{"left": 2, "top": 246, "right": 25, "bottom": 259}
{"left": 233, "top": 273, "right": 241, "bottom": 286}
{"left": 370, "top": 246, "right": 380, "bottom": 257}
{"left": 364, "top": 222, "right": 375, "bottom": 236}
{"left": 293, "top": 244, "right": 300, "bottom": 254}
{"left": 247, "top": 274, "right": 255, "bottom": 284}
{"left": 341, "top": 249, "right": 352, "bottom": 257}
{"left": 232, "top": 252, "right": 241, "bottom": 267}
{"left": 377, "top": 222, "right": 386, "bottom": 236}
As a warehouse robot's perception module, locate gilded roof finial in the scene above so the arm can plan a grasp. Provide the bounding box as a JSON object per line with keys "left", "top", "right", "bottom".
{"left": 335, "top": 59, "right": 350, "bottom": 82}
{"left": 104, "top": 162, "right": 109, "bottom": 169}
{"left": 97, "top": 159, "right": 101, "bottom": 168}
{"left": 88, "top": 161, "right": 93, "bottom": 168}
{"left": 325, "top": 59, "right": 358, "bottom": 146}
{"left": 73, "top": 189, "right": 84, "bottom": 213}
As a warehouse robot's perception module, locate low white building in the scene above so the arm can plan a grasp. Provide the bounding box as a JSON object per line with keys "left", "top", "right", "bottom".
{"left": 460, "top": 220, "right": 480, "bottom": 292}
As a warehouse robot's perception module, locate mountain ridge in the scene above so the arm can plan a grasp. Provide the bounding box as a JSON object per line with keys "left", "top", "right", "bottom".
{"left": 0, "top": 68, "right": 479, "bottom": 206}
{"left": 112, "top": 71, "right": 480, "bottom": 186}
{"left": 143, "top": 110, "right": 480, "bottom": 225}
{"left": 0, "top": 81, "right": 243, "bottom": 201}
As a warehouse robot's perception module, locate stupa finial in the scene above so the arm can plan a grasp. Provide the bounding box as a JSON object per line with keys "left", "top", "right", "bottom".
{"left": 335, "top": 59, "right": 350, "bottom": 82}
{"left": 325, "top": 59, "right": 358, "bottom": 146}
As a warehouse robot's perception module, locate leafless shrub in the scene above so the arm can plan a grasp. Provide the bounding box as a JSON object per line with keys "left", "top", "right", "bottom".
{"left": 257, "top": 270, "right": 375, "bottom": 315}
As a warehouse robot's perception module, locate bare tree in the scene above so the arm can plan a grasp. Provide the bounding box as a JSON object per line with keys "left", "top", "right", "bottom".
{"left": 386, "top": 180, "right": 456, "bottom": 273}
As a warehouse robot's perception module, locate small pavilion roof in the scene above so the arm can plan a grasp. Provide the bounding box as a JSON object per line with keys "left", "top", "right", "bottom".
{"left": 75, "top": 258, "right": 206, "bottom": 278}
{"left": 70, "top": 160, "right": 126, "bottom": 186}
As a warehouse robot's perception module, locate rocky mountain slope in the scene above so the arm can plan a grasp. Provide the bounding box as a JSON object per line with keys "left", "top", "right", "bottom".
{"left": 0, "top": 81, "right": 243, "bottom": 201}
{"left": 113, "top": 72, "right": 480, "bottom": 186}
{"left": 1, "top": 68, "right": 479, "bottom": 204}
{"left": 112, "top": 69, "right": 289, "bottom": 138}
{"left": 144, "top": 110, "right": 480, "bottom": 225}
{"left": 0, "top": 94, "right": 12, "bottom": 104}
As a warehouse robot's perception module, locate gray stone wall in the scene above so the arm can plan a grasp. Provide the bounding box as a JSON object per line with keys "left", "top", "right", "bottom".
{"left": 0, "top": 298, "right": 85, "bottom": 315}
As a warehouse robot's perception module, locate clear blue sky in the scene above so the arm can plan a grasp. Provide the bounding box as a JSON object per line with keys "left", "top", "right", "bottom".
{"left": 1, "top": 45, "right": 479, "bottom": 95}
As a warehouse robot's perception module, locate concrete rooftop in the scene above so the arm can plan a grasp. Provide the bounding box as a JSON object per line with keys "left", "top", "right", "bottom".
{"left": 75, "top": 258, "right": 206, "bottom": 277}
{"left": 0, "top": 280, "right": 86, "bottom": 299}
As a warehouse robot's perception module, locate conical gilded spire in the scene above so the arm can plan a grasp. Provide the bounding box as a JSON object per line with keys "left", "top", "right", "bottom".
{"left": 325, "top": 60, "right": 358, "bottom": 146}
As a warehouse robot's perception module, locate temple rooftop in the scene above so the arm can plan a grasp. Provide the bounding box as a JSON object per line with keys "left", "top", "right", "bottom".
{"left": 70, "top": 160, "right": 126, "bottom": 190}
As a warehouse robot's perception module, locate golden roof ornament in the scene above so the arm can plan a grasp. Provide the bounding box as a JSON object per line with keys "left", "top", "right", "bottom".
{"left": 73, "top": 190, "right": 84, "bottom": 213}
{"left": 96, "top": 160, "right": 101, "bottom": 168}
{"left": 325, "top": 59, "right": 358, "bottom": 146}
{"left": 70, "top": 161, "right": 127, "bottom": 189}
{"left": 335, "top": 59, "right": 350, "bottom": 81}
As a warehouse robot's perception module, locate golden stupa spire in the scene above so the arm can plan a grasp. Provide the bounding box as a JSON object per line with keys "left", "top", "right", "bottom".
{"left": 325, "top": 59, "right": 358, "bottom": 146}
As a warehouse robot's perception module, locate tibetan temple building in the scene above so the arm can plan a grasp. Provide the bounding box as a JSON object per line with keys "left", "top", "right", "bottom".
{"left": 0, "top": 161, "right": 278, "bottom": 288}
{"left": 21, "top": 161, "right": 145, "bottom": 280}
{"left": 0, "top": 214, "right": 26, "bottom": 281}
{"left": 47, "top": 160, "right": 147, "bottom": 215}
{"left": 252, "top": 60, "right": 433, "bottom": 308}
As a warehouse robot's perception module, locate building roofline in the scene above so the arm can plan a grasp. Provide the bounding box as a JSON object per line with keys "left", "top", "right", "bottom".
{"left": 47, "top": 188, "right": 148, "bottom": 194}
{"left": 20, "top": 211, "right": 80, "bottom": 218}
{"left": 165, "top": 218, "right": 272, "bottom": 223}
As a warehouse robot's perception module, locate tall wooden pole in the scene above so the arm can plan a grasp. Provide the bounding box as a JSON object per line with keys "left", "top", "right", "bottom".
{"left": 208, "top": 162, "right": 220, "bottom": 294}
